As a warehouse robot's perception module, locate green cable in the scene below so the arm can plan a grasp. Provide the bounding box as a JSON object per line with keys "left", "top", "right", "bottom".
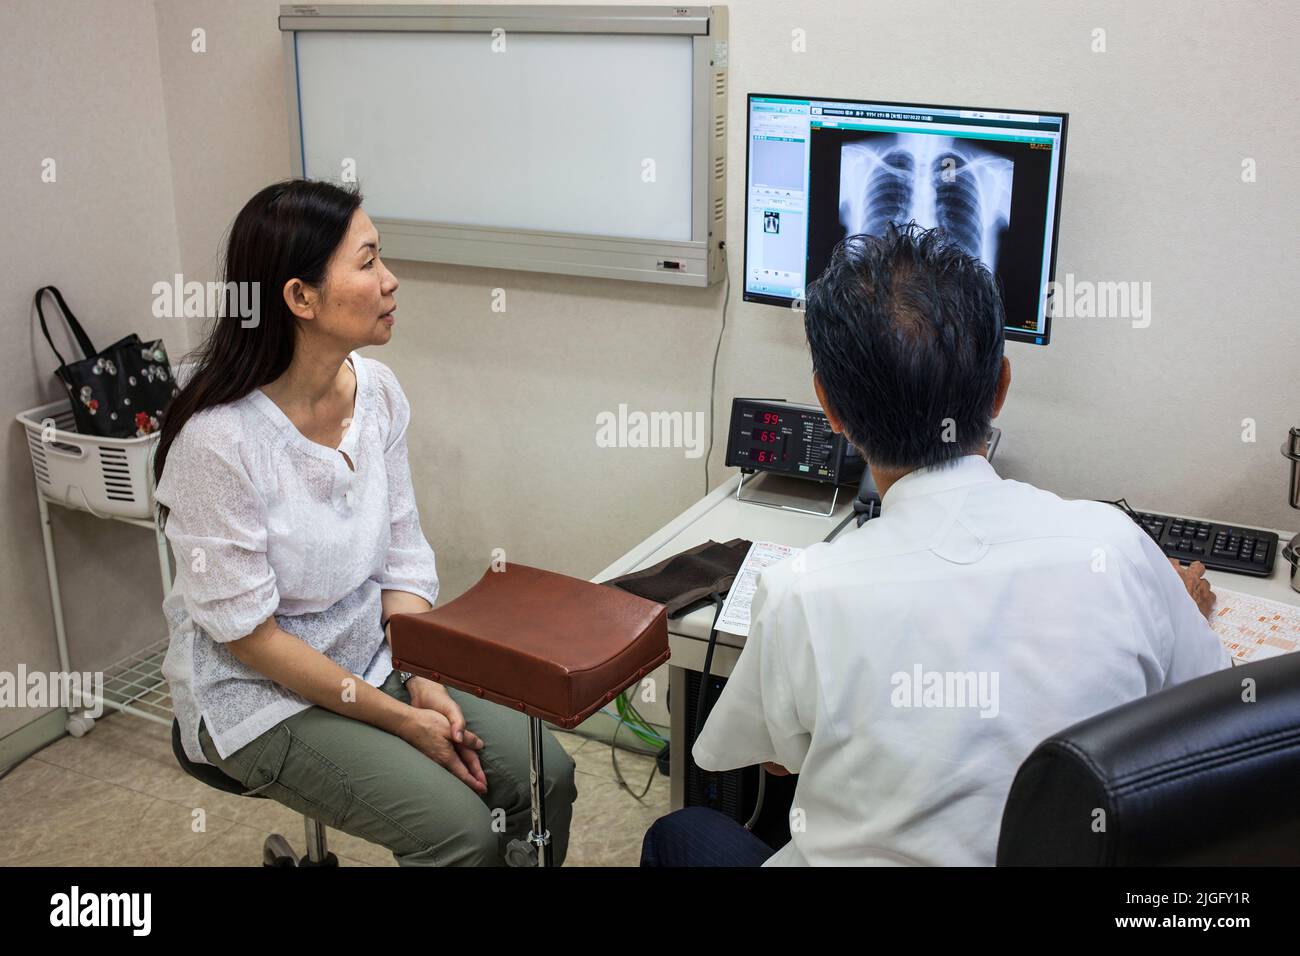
{"left": 615, "top": 691, "right": 668, "bottom": 748}
{"left": 592, "top": 691, "right": 668, "bottom": 750}
{"left": 611, "top": 693, "right": 657, "bottom": 747}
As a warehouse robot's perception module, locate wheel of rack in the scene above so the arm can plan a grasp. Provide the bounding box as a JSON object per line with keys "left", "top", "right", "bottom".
{"left": 16, "top": 400, "right": 176, "bottom": 734}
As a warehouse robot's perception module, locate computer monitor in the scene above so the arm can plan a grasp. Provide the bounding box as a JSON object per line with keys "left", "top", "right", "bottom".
{"left": 743, "top": 94, "right": 1069, "bottom": 345}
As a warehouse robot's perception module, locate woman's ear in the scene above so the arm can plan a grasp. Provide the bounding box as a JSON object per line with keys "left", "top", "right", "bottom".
{"left": 282, "top": 277, "right": 317, "bottom": 322}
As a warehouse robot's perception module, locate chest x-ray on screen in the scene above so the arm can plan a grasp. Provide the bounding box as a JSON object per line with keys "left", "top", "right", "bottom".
{"left": 839, "top": 133, "right": 1014, "bottom": 273}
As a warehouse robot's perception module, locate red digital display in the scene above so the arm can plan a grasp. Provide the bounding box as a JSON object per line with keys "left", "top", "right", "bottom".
{"left": 727, "top": 399, "right": 851, "bottom": 486}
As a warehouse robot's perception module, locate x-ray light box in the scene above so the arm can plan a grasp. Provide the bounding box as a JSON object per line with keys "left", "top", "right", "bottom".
{"left": 279, "top": 4, "right": 729, "bottom": 286}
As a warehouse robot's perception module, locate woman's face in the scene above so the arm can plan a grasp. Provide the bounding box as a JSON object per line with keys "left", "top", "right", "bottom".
{"left": 293, "top": 208, "right": 399, "bottom": 349}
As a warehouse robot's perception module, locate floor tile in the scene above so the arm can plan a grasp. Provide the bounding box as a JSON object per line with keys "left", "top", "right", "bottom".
{"left": 0, "top": 716, "right": 670, "bottom": 867}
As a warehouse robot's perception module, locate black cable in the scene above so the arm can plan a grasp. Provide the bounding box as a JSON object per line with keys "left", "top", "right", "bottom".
{"left": 744, "top": 764, "right": 767, "bottom": 830}
{"left": 823, "top": 496, "right": 879, "bottom": 543}
{"left": 703, "top": 244, "right": 730, "bottom": 497}
{"left": 691, "top": 593, "right": 728, "bottom": 754}
{"left": 690, "top": 593, "right": 771, "bottom": 832}
{"left": 823, "top": 510, "right": 857, "bottom": 543}
{"left": 692, "top": 595, "right": 782, "bottom": 832}
{"left": 610, "top": 716, "right": 659, "bottom": 803}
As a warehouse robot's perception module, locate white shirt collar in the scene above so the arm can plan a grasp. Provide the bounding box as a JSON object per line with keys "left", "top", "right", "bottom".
{"left": 880, "top": 453, "right": 1001, "bottom": 512}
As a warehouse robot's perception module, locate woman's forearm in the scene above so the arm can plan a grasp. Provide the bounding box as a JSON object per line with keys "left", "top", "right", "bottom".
{"left": 380, "top": 588, "right": 433, "bottom": 629}
{"left": 229, "top": 619, "right": 411, "bottom": 736}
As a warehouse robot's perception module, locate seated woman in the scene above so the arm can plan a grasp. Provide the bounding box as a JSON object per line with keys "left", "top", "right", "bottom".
{"left": 155, "top": 178, "right": 576, "bottom": 866}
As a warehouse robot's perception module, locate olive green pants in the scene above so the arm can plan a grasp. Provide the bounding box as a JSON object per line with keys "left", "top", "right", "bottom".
{"left": 197, "top": 670, "right": 577, "bottom": 866}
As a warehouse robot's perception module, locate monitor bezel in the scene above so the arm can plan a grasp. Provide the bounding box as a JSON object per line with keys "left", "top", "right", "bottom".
{"left": 742, "top": 92, "right": 1069, "bottom": 346}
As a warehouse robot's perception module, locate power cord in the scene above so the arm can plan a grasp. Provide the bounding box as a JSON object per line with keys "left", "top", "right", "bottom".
{"left": 744, "top": 766, "right": 767, "bottom": 830}
{"left": 689, "top": 592, "right": 770, "bottom": 832}
{"left": 610, "top": 713, "right": 659, "bottom": 803}
{"left": 613, "top": 691, "right": 667, "bottom": 747}
{"left": 692, "top": 593, "right": 727, "bottom": 746}
{"left": 823, "top": 496, "right": 879, "bottom": 543}
{"left": 824, "top": 510, "right": 857, "bottom": 543}
{"left": 703, "top": 243, "right": 730, "bottom": 497}
{"left": 605, "top": 685, "right": 668, "bottom": 803}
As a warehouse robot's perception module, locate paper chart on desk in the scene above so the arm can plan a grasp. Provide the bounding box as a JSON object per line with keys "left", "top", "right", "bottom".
{"left": 715, "top": 540, "right": 804, "bottom": 638}
{"left": 1210, "top": 587, "right": 1300, "bottom": 662}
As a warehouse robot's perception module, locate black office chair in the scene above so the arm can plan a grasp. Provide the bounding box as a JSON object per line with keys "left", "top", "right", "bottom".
{"left": 998, "top": 650, "right": 1300, "bottom": 864}
{"left": 171, "top": 720, "right": 338, "bottom": 867}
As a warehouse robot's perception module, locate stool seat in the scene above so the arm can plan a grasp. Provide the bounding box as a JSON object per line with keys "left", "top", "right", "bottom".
{"left": 390, "top": 564, "right": 669, "bottom": 728}
{"left": 170, "top": 719, "right": 260, "bottom": 798}
{"left": 171, "top": 720, "right": 337, "bottom": 867}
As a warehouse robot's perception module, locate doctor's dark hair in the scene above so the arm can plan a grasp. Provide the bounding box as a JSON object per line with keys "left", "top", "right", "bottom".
{"left": 152, "top": 178, "right": 364, "bottom": 525}
{"left": 802, "top": 222, "right": 1006, "bottom": 472}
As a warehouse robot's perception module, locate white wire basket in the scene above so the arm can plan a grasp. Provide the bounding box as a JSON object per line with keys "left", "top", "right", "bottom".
{"left": 15, "top": 400, "right": 160, "bottom": 521}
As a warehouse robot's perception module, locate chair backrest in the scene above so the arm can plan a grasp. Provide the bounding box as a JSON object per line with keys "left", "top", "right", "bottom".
{"left": 997, "top": 651, "right": 1300, "bottom": 865}
{"left": 170, "top": 720, "right": 254, "bottom": 797}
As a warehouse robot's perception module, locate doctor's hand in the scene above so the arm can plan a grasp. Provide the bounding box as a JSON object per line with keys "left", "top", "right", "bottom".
{"left": 761, "top": 762, "right": 791, "bottom": 776}
{"left": 1170, "top": 559, "right": 1216, "bottom": 619}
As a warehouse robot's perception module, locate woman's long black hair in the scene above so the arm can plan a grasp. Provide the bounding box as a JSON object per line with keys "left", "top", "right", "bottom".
{"left": 153, "top": 179, "right": 363, "bottom": 525}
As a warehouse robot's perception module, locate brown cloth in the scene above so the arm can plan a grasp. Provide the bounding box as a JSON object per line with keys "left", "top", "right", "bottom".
{"left": 602, "top": 538, "right": 752, "bottom": 619}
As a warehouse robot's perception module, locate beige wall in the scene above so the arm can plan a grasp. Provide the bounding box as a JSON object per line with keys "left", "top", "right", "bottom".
{"left": 1, "top": 0, "right": 183, "bottom": 740}
{"left": 5, "top": 0, "right": 1298, "bottom": 743}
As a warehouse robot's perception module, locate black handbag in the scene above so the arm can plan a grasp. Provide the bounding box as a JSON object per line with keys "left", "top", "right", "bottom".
{"left": 35, "top": 285, "right": 179, "bottom": 439}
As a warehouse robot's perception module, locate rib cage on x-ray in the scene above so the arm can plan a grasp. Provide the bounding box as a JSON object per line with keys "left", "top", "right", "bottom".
{"left": 839, "top": 134, "right": 1014, "bottom": 270}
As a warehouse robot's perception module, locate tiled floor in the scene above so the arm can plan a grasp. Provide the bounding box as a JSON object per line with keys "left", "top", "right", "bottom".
{"left": 0, "top": 712, "right": 669, "bottom": 866}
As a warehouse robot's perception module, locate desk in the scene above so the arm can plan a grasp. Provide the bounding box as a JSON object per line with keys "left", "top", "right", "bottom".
{"left": 594, "top": 471, "right": 1300, "bottom": 811}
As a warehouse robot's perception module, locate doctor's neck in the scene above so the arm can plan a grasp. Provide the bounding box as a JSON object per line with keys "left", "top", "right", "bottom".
{"left": 870, "top": 445, "right": 992, "bottom": 504}
{"left": 869, "top": 464, "right": 913, "bottom": 503}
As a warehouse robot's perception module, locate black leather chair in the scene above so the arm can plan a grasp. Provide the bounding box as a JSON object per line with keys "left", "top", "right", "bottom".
{"left": 998, "top": 651, "right": 1300, "bottom": 864}
{"left": 171, "top": 720, "right": 338, "bottom": 867}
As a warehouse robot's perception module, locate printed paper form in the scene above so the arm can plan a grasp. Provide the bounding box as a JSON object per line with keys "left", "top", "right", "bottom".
{"left": 716, "top": 540, "right": 803, "bottom": 638}
{"left": 1210, "top": 587, "right": 1300, "bottom": 662}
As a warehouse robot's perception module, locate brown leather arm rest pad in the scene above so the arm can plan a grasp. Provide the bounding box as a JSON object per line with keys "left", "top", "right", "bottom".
{"left": 389, "top": 564, "right": 669, "bottom": 728}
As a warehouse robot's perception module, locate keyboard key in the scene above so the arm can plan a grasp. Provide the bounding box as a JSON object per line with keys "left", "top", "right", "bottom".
{"left": 1109, "top": 504, "right": 1277, "bottom": 577}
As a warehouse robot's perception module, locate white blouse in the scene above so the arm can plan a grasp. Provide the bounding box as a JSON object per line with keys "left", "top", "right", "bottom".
{"left": 157, "top": 352, "right": 439, "bottom": 765}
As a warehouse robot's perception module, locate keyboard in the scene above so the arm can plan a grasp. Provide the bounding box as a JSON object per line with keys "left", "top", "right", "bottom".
{"left": 1123, "top": 509, "right": 1278, "bottom": 578}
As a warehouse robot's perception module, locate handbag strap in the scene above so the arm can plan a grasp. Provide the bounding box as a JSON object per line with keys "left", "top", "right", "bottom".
{"left": 34, "top": 286, "right": 98, "bottom": 367}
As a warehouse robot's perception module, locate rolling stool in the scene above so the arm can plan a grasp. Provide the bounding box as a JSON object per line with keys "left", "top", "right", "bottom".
{"left": 390, "top": 564, "right": 668, "bottom": 866}
{"left": 170, "top": 720, "right": 338, "bottom": 867}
